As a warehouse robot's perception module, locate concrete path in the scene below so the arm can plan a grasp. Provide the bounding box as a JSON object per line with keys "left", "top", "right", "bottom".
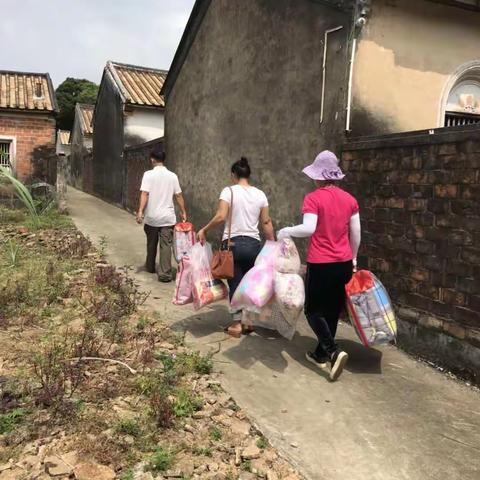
{"left": 67, "top": 187, "right": 480, "bottom": 480}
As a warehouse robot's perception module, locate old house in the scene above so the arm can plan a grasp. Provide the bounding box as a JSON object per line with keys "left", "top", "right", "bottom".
{"left": 92, "top": 61, "right": 167, "bottom": 205}
{"left": 56, "top": 130, "right": 70, "bottom": 157}
{"left": 70, "top": 103, "right": 94, "bottom": 190}
{"left": 0, "top": 70, "right": 57, "bottom": 181}
{"left": 162, "top": 0, "right": 480, "bottom": 378}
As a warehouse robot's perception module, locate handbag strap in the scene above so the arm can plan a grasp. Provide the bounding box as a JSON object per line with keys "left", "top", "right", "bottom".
{"left": 226, "top": 186, "right": 234, "bottom": 248}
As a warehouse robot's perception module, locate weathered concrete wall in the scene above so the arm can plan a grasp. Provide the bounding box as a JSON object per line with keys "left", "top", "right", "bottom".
{"left": 351, "top": 0, "right": 480, "bottom": 135}
{"left": 124, "top": 109, "right": 164, "bottom": 147}
{"left": 92, "top": 77, "right": 124, "bottom": 205}
{"left": 165, "top": 0, "right": 352, "bottom": 236}
{"left": 342, "top": 125, "right": 480, "bottom": 381}
{"left": 70, "top": 113, "right": 90, "bottom": 189}
{"left": 0, "top": 113, "right": 56, "bottom": 181}
{"left": 124, "top": 137, "right": 164, "bottom": 213}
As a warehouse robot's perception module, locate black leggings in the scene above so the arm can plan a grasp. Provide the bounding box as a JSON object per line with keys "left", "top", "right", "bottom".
{"left": 305, "top": 261, "right": 353, "bottom": 358}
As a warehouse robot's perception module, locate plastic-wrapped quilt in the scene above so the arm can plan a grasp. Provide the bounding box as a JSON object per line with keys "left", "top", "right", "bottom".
{"left": 173, "top": 222, "right": 195, "bottom": 263}
{"left": 345, "top": 270, "right": 397, "bottom": 347}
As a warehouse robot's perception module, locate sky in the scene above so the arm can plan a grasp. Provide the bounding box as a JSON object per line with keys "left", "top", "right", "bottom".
{"left": 1, "top": 0, "right": 196, "bottom": 87}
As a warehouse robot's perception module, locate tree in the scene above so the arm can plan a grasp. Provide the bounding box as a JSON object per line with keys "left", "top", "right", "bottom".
{"left": 55, "top": 78, "right": 99, "bottom": 130}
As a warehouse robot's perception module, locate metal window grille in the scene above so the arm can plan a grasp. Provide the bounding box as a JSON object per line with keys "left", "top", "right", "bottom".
{"left": 0, "top": 141, "right": 12, "bottom": 170}
{"left": 444, "top": 112, "right": 480, "bottom": 127}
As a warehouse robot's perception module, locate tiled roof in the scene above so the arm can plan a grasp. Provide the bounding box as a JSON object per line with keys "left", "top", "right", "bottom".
{"left": 106, "top": 61, "right": 167, "bottom": 108}
{"left": 76, "top": 103, "right": 94, "bottom": 135}
{"left": 0, "top": 70, "right": 57, "bottom": 112}
{"left": 58, "top": 130, "right": 70, "bottom": 145}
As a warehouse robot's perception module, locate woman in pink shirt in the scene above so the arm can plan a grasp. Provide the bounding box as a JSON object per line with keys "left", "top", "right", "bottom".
{"left": 278, "top": 151, "right": 361, "bottom": 381}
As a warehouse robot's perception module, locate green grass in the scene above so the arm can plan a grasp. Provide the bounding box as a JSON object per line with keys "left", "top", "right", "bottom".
{"left": 173, "top": 389, "right": 203, "bottom": 418}
{"left": 209, "top": 425, "right": 222, "bottom": 442}
{"left": 119, "top": 469, "right": 134, "bottom": 480}
{"left": 192, "top": 446, "right": 213, "bottom": 457}
{"left": 114, "top": 419, "right": 141, "bottom": 437}
{"left": 256, "top": 436, "right": 268, "bottom": 449}
{"left": 0, "top": 408, "right": 26, "bottom": 435}
{"left": 241, "top": 460, "right": 252, "bottom": 472}
{"left": 146, "top": 446, "right": 174, "bottom": 472}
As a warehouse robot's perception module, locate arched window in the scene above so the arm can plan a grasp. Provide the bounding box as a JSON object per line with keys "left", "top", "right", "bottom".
{"left": 441, "top": 62, "right": 480, "bottom": 127}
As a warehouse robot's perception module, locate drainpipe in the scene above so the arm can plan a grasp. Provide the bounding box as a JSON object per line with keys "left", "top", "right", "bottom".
{"left": 345, "top": 37, "right": 357, "bottom": 132}
{"left": 320, "top": 26, "right": 344, "bottom": 124}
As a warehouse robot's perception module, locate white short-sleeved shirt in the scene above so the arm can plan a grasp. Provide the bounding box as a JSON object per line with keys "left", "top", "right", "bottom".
{"left": 220, "top": 185, "right": 269, "bottom": 241}
{"left": 140, "top": 166, "right": 182, "bottom": 227}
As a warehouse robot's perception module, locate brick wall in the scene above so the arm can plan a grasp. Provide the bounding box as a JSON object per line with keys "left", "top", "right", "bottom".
{"left": 342, "top": 125, "right": 480, "bottom": 380}
{"left": 0, "top": 113, "right": 56, "bottom": 182}
{"left": 124, "top": 137, "right": 163, "bottom": 212}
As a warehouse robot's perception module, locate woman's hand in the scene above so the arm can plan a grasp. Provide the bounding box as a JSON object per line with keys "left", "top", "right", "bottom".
{"left": 197, "top": 228, "right": 207, "bottom": 245}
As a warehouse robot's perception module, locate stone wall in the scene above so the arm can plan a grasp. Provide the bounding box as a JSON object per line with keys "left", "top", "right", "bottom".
{"left": 124, "top": 137, "right": 163, "bottom": 213}
{"left": 342, "top": 124, "right": 480, "bottom": 381}
{"left": 0, "top": 113, "right": 56, "bottom": 182}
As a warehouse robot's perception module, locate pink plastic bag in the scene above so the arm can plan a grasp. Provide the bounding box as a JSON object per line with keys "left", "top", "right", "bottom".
{"left": 172, "top": 256, "right": 193, "bottom": 305}
{"left": 173, "top": 222, "right": 195, "bottom": 263}
{"left": 231, "top": 264, "right": 274, "bottom": 311}
{"left": 190, "top": 243, "right": 228, "bottom": 310}
{"left": 254, "top": 241, "right": 279, "bottom": 268}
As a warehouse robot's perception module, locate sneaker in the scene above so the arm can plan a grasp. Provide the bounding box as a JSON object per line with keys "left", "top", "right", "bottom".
{"left": 305, "top": 351, "right": 328, "bottom": 369}
{"left": 329, "top": 350, "right": 349, "bottom": 381}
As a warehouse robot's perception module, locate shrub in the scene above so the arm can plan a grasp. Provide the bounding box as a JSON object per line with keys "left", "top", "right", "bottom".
{"left": 256, "top": 436, "right": 268, "bottom": 449}
{"left": 209, "top": 425, "right": 222, "bottom": 442}
{"left": 115, "top": 419, "right": 141, "bottom": 437}
{"left": 0, "top": 408, "right": 26, "bottom": 434}
{"left": 173, "top": 389, "right": 203, "bottom": 418}
{"left": 146, "top": 446, "right": 174, "bottom": 472}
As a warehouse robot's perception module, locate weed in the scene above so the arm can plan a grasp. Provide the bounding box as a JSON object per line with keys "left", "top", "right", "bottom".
{"left": 256, "top": 436, "right": 268, "bottom": 449}
{"left": 146, "top": 446, "right": 174, "bottom": 472}
{"left": 137, "top": 374, "right": 174, "bottom": 428}
{"left": 173, "top": 389, "right": 202, "bottom": 418}
{"left": 4, "top": 239, "right": 20, "bottom": 268}
{"left": 241, "top": 460, "right": 252, "bottom": 472}
{"left": 119, "top": 470, "right": 134, "bottom": 480}
{"left": 0, "top": 408, "right": 26, "bottom": 434}
{"left": 181, "top": 351, "right": 213, "bottom": 375}
{"left": 99, "top": 236, "right": 108, "bottom": 258}
{"left": 209, "top": 425, "right": 222, "bottom": 442}
{"left": 192, "top": 446, "right": 213, "bottom": 457}
{"left": 115, "top": 419, "right": 141, "bottom": 437}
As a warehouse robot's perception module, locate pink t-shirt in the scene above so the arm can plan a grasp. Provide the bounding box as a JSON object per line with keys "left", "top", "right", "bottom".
{"left": 302, "top": 186, "right": 359, "bottom": 264}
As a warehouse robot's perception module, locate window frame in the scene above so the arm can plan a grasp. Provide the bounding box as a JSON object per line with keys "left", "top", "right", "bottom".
{"left": 0, "top": 135, "right": 17, "bottom": 173}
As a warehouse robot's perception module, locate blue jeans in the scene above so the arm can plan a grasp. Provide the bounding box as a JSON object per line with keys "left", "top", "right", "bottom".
{"left": 222, "top": 236, "right": 261, "bottom": 301}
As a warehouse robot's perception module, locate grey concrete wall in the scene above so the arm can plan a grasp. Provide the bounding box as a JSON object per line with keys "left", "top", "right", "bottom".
{"left": 165, "top": 0, "right": 352, "bottom": 240}
{"left": 92, "top": 78, "right": 124, "bottom": 205}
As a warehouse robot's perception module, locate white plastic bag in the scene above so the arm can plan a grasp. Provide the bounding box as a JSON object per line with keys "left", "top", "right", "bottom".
{"left": 172, "top": 256, "right": 193, "bottom": 305}
{"left": 274, "top": 272, "right": 305, "bottom": 321}
{"left": 254, "top": 241, "right": 279, "bottom": 268}
{"left": 190, "top": 243, "right": 228, "bottom": 310}
{"left": 275, "top": 238, "right": 301, "bottom": 274}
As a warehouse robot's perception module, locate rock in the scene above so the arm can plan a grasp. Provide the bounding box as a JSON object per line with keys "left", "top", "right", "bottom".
{"left": 290, "top": 442, "right": 299, "bottom": 448}
{"left": 283, "top": 475, "right": 301, "bottom": 480}
{"left": 0, "top": 468, "right": 25, "bottom": 480}
{"left": 135, "top": 474, "right": 154, "bottom": 480}
{"left": 163, "top": 470, "right": 182, "bottom": 478}
{"left": 235, "top": 448, "right": 242, "bottom": 466}
{"left": 44, "top": 455, "right": 73, "bottom": 477}
{"left": 184, "top": 424, "right": 195, "bottom": 433}
{"left": 227, "top": 418, "right": 251, "bottom": 437}
{"left": 238, "top": 473, "right": 257, "bottom": 480}
{"left": 266, "top": 471, "right": 279, "bottom": 480}
{"left": 74, "top": 462, "right": 116, "bottom": 480}
{"left": 207, "top": 462, "right": 219, "bottom": 472}
{"left": 242, "top": 444, "right": 261, "bottom": 460}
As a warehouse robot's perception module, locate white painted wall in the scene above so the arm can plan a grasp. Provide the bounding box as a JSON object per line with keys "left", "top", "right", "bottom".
{"left": 124, "top": 109, "right": 164, "bottom": 147}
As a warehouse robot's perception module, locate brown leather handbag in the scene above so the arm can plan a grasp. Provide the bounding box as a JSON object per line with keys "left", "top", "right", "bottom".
{"left": 211, "top": 187, "right": 234, "bottom": 280}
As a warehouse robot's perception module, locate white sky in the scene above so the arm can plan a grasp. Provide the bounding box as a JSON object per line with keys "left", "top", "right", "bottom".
{"left": 1, "top": 0, "right": 196, "bottom": 87}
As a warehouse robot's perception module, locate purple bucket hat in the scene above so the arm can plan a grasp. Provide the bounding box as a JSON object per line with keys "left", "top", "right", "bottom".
{"left": 302, "top": 150, "right": 345, "bottom": 181}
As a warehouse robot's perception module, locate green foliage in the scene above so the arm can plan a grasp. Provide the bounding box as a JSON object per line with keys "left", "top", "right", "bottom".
{"left": 209, "top": 425, "right": 222, "bottom": 442}
{"left": 115, "top": 419, "right": 141, "bottom": 437}
{"left": 182, "top": 351, "right": 213, "bottom": 375}
{"left": 173, "top": 389, "right": 202, "bottom": 418}
{"left": 0, "top": 168, "right": 39, "bottom": 226}
{"left": 119, "top": 470, "right": 134, "bottom": 480}
{"left": 0, "top": 408, "right": 26, "bottom": 434}
{"left": 256, "top": 436, "right": 268, "bottom": 449}
{"left": 55, "top": 78, "right": 99, "bottom": 130}
{"left": 4, "top": 239, "right": 20, "bottom": 268}
{"left": 241, "top": 460, "right": 252, "bottom": 472}
{"left": 146, "top": 446, "right": 174, "bottom": 472}
{"left": 192, "top": 446, "right": 212, "bottom": 457}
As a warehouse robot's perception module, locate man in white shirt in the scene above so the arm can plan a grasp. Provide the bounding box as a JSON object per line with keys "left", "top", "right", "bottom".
{"left": 136, "top": 150, "right": 187, "bottom": 282}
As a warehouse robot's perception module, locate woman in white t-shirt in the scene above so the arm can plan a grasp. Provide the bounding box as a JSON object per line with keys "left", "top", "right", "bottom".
{"left": 198, "top": 157, "right": 275, "bottom": 337}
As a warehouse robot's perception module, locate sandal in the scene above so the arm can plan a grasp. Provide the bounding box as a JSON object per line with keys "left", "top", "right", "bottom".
{"left": 225, "top": 321, "right": 242, "bottom": 338}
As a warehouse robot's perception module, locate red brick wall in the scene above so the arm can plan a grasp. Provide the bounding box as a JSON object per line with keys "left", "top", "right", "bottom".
{"left": 0, "top": 113, "right": 56, "bottom": 181}
{"left": 342, "top": 126, "right": 480, "bottom": 381}
{"left": 124, "top": 137, "right": 164, "bottom": 212}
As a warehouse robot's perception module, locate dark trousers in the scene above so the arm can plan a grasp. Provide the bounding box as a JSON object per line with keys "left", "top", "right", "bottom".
{"left": 223, "top": 236, "right": 261, "bottom": 302}
{"left": 144, "top": 224, "right": 174, "bottom": 281}
{"left": 305, "top": 261, "right": 353, "bottom": 358}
